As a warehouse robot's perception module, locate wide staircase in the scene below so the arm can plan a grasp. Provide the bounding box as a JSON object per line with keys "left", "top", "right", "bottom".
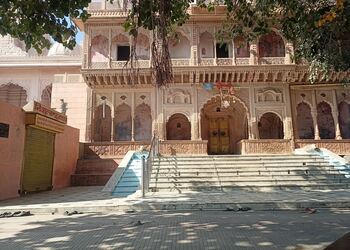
{"left": 149, "top": 154, "right": 350, "bottom": 192}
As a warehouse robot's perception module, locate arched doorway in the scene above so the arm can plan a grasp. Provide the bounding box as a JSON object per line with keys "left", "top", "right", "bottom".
{"left": 114, "top": 103, "right": 132, "bottom": 141}
{"left": 93, "top": 104, "right": 112, "bottom": 142}
{"left": 317, "top": 101, "right": 335, "bottom": 139}
{"left": 258, "top": 112, "right": 284, "bottom": 139}
{"left": 201, "top": 96, "right": 248, "bottom": 154}
{"left": 166, "top": 113, "right": 191, "bottom": 140}
{"left": 134, "top": 103, "right": 152, "bottom": 141}
{"left": 0, "top": 83, "right": 27, "bottom": 107}
{"left": 296, "top": 102, "right": 314, "bottom": 139}
{"left": 338, "top": 101, "right": 350, "bottom": 139}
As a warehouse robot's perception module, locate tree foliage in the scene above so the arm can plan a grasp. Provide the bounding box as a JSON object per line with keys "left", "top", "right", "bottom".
{"left": 125, "top": 0, "right": 350, "bottom": 85}
{"left": 0, "top": 0, "right": 348, "bottom": 85}
{"left": 0, "top": 0, "right": 90, "bottom": 53}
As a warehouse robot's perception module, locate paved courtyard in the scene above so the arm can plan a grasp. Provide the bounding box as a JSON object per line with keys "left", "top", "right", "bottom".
{"left": 0, "top": 209, "right": 349, "bottom": 249}
{"left": 0, "top": 187, "right": 350, "bottom": 214}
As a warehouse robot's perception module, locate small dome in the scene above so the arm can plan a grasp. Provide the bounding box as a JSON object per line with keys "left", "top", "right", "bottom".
{"left": 47, "top": 43, "right": 81, "bottom": 57}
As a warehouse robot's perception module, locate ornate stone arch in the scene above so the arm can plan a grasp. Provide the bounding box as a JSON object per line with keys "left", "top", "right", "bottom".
{"left": 258, "top": 112, "right": 284, "bottom": 139}
{"left": 317, "top": 101, "right": 335, "bottom": 139}
{"left": 114, "top": 103, "right": 132, "bottom": 141}
{"left": 258, "top": 31, "right": 285, "bottom": 57}
{"left": 166, "top": 110, "right": 191, "bottom": 123}
{"left": 134, "top": 103, "right": 152, "bottom": 141}
{"left": 166, "top": 113, "right": 191, "bottom": 140}
{"left": 41, "top": 84, "right": 52, "bottom": 107}
{"left": 200, "top": 95, "right": 249, "bottom": 115}
{"left": 0, "top": 82, "right": 28, "bottom": 107}
{"left": 296, "top": 102, "right": 314, "bottom": 139}
{"left": 91, "top": 35, "right": 109, "bottom": 62}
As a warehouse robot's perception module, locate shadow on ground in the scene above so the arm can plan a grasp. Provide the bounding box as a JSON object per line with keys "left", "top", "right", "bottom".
{"left": 0, "top": 210, "right": 349, "bottom": 249}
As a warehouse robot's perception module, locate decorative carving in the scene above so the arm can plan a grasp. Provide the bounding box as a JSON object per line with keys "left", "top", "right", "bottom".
{"left": 238, "top": 139, "right": 292, "bottom": 154}
{"left": 257, "top": 88, "right": 283, "bottom": 103}
{"left": 166, "top": 89, "right": 192, "bottom": 104}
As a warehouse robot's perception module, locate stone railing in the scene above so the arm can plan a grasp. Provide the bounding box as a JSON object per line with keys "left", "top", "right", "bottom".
{"left": 235, "top": 58, "right": 250, "bottom": 65}
{"left": 217, "top": 58, "right": 233, "bottom": 66}
{"left": 237, "top": 139, "right": 293, "bottom": 155}
{"left": 259, "top": 57, "right": 285, "bottom": 65}
{"left": 159, "top": 140, "right": 208, "bottom": 155}
{"left": 86, "top": 56, "right": 288, "bottom": 70}
{"left": 88, "top": 0, "right": 131, "bottom": 11}
{"left": 171, "top": 59, "right": 191, "bottom": 67}
{"left": 90, "top": 61, "right": 109, "bottom": 69}
{"left": 199, "top": 58, "right": 215, "bottom": 66}
{"left": 295, "top": 139, "right": 350, "bottom": 155}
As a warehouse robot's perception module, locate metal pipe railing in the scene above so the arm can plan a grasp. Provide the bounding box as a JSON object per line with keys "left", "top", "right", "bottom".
{"left": 142, "top": 134, "right": 159, "bottom": 197}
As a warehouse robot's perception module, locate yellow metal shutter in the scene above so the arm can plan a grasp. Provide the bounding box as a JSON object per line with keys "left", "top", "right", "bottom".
{"left": 22, "top": 127, "right": 55, "bottom": 193}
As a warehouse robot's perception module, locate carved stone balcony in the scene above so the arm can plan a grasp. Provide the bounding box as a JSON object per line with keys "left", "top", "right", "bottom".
{"left": 259, "top": 57, "right": 286, "bottom": 65}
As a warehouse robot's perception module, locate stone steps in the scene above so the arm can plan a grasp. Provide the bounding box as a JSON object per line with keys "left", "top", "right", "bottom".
{"left": 71, "top": 158, "right": 120, "bottom": 186}
{"left": 149, "top": 154, "right": 350, "bottom": 192}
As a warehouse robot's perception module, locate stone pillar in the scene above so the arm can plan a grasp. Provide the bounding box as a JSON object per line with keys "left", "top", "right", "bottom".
{"left": 191, "top": 25, "right": 199, "bottom": 66}
{"left": 285, "top": 42, "right": 294, "bottom": 64}
{"left": 285, "top": 85, "right": 294, "bottom": 140}
{"left": 108, "top": 28, "right": 112, "bottom": 68}
{"left": 332, "top": 90, "right": 342, "bottom": 139}
{"left": 111, "top": 93, "right": 115, "bottom": 141}
{"left": 131, "top": 93, "right": 135, "bottom": 141}
{"left": 332, "top": 111, "right": 342, "bottom": 139}
{"left": 311, "top": 90, "right": 320, "bottom": 140}
{"left": 249, "top": 43, "right": 257, "bottom": 65}
{"left": 232, "top": 39, "right": 236, "bottom": 65}
{"left": 192, "top": 85, "right": 200, "bottom": 140}
{"left": 311, "top": 111, "right": 320, "bottom": 140}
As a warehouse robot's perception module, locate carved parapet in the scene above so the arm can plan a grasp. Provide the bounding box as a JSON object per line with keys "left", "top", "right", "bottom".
{"left": 237, "top": 139, "right": 293, "bottom": 155}
{"left": 83, "top": 141, "right": 151, "bottom": 158}
{"left": 159, "top": 140, "right": 208, "bottom": 155}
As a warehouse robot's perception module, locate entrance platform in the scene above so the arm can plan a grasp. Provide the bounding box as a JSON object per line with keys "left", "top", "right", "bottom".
{"left": 0, "top": 186, "right": 349, "bottom": 214}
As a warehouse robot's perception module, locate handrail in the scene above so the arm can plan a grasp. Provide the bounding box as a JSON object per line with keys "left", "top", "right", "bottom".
{"left": 142, "top": 133, "right": 159, "bottom": 197}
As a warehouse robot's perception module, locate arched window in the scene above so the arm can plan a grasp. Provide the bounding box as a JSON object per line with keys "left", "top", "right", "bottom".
{"left": 0, "top": 83, "right": 27, "bottom": 107}
{"left": 114, "top": 103, "right": 132, "bottom": 141}
{"left": 296, "top": 102, "right": 314, "bottom": 139}
{"left": 199, "top": 32, "right": 214, "bottom": 58}
{"left": 169, "top": 33, "right": 191, "bottom": 59}
{"left": 135, "top": 33, "right": 150, "bottom": 60}
{"left": 134, "top": 104, "right": 152, "bottom": 141}
{"left": 91, "top": 35, "right": 109, "bottom": 62}
{"left": 338, "top": 101, "right": 350, "bottom": 139}
{"left": 234, "top": 37, "right": 250, "bottom": 58}
{"left": 93, "top": 104, "right": 112, "bottom": 142}
{"left": 111, "top": 34, "right": 130, "bottom": 61}
{"left": 167, "top": 113, "right": 191, "bottom": 140}
{"left": 258, "top": 32, "right": 285, "bottom": 57}
{"left": 258, "top": 112, "right": 284, "bottom": 139}
{"left": 41, "top": 84, "right": 52, "bottom": 107}
{"left": 317, "top": 101, "right": 335, "bottom": 139}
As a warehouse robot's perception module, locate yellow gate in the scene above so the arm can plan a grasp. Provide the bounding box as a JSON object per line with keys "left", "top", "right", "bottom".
{"left": 21, "top": 127, "right": 55, "bottom": 193}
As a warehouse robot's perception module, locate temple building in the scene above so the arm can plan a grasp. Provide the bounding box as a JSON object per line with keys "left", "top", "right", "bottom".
{"left": 1, "top": 0, "right": 350, "bottom": 156}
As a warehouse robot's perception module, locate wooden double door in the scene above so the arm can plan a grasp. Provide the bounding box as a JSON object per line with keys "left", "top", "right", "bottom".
{"left": 208, "top": 117, "right": 230, "bottom": 154}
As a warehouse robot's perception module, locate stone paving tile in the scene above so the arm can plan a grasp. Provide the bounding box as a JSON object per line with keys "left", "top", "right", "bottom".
{"left": 0, "top": 186, "right": 349, "bottom": 212}
{"left": 0, "top": 210, "right": 350, "bottom": 249}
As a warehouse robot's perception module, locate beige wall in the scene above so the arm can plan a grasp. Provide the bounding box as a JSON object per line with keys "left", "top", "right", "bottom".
{"left": 52, "top": 74, "right": 89, "bottom": 142}
{"left": 52, "top": 125, "right": 79, "bottom": 190}
{"left": 0, "top": 101, "right": 26, "bottom": 200}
